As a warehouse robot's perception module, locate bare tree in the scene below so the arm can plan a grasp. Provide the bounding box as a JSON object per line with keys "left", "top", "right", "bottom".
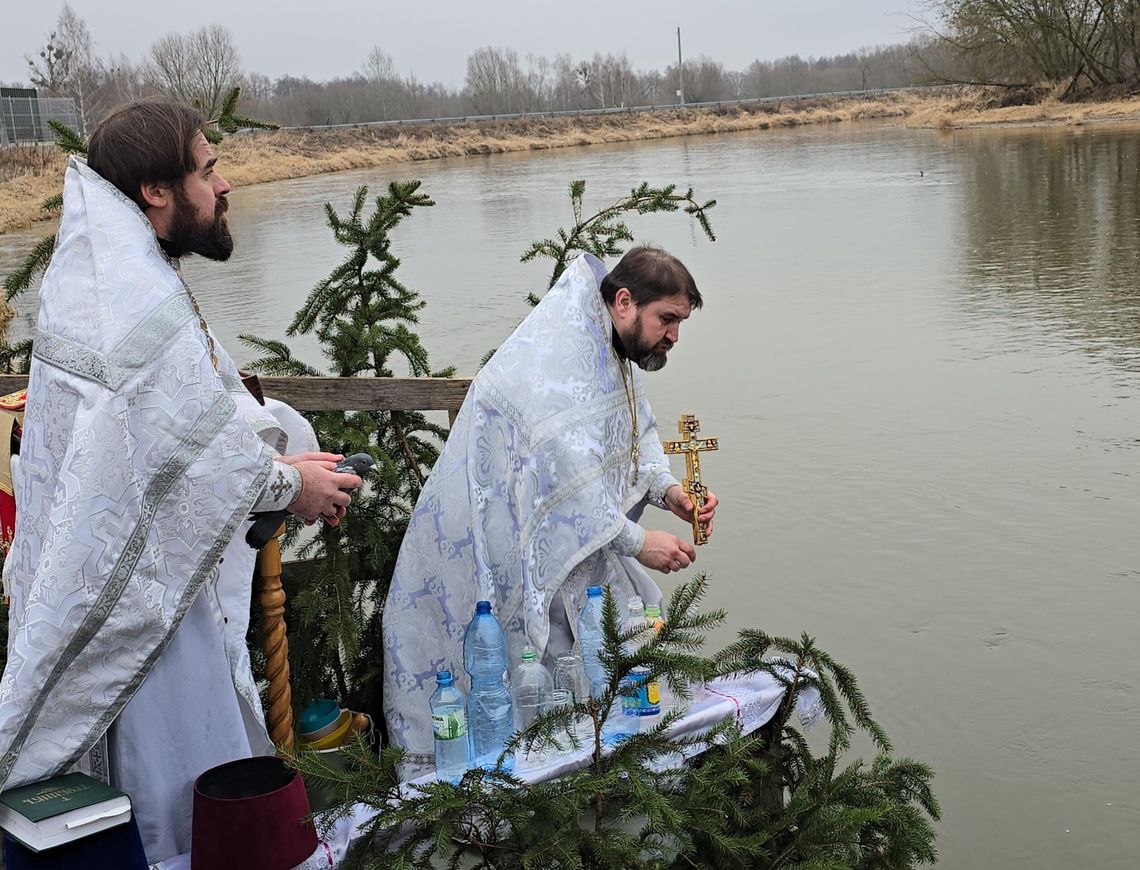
{"left": 666, "top": 55, "right": 731, "bottom": 103}
{"left": 922, "top": 0, "right": 1140, "bottom": 94}
{"left": 465, "top": 46, "right": 527, "bottom": 114}
{"left": 148, "top": 25, "right": 242, "bottom": 119}
{"left": 23, "top": 5, "right": 106, "bottom": 134}
{"left": 361, "top": 47, "right": 398, "bottom": 120}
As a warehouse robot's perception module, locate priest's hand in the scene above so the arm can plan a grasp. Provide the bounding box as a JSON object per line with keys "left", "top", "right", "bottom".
{"left": 275, "top": 451, "right": 345, "bottom": 467}
{"left": 637, "top": 529, "right": 697, "bottom": 574}
{"left": 288, "top": 460, "right": 362, "bottom": 526}
{"left": 664, "top": 485, "right": 718, "bottom": 540}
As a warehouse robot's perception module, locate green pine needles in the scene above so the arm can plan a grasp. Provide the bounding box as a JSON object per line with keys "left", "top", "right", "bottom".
{"left": 521, "top": 179, "right": 717, "bottom": 305}
{"left": 1, "top": 86, "right": 277, "bottom": 370}
{"left": 241, "top": 180, "right": 454, "bottom": 735}
{"left": 293, "top": 575, "right": 940, "bottom": 869}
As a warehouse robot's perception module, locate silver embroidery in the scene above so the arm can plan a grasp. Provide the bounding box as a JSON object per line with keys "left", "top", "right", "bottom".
{"left": 647, "top": 468, "right": 680, "bottom": 510}
{"left": 33, "top": 293, "right": 196, "bottom": 390}
{"left": 0, "top": 394, "right": 240, "bottom": 787}
{"left": 63, "top": 455, "right": 273, "bottom": 772}
{"left": 610, "top": 520, "right": 646, "bottom": 557}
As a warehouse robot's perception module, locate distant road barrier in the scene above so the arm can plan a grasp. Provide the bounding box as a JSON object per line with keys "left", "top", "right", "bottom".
{"left": 271, "top": 84, "right": 953, "bottom": 133}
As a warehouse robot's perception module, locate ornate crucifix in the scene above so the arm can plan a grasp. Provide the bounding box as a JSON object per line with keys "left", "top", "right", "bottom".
{"left": 662, "top": 414, "right": 719, "bottom": 545}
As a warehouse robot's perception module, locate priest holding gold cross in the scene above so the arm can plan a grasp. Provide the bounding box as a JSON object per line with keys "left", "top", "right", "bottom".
{"left": 383, "top": 245, "right": 719, "bottom": 776}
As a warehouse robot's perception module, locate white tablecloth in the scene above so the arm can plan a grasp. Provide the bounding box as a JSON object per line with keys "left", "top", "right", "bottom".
{"left": 154, "top": 672, "right": 818, "bottom": 869}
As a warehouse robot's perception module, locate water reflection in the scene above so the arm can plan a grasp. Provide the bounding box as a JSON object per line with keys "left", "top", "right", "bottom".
{"left": 955, "top": 126, "right": 1140, "bottom": 372}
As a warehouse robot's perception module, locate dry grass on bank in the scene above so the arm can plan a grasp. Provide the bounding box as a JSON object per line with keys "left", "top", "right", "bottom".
{"left": 217, "top": 95, "right": 918, "bottom": 186}
{"left": 0, "top": 94, "right": 918, "bottom": 235}
{"left": 906, "top": 92, "right": 1140, "bottom": 129}
{"left": 0, "top": 143, "right": 64, "bottom": 234}
{"left": 7, "top": 88, "right": 1140, "bottom": 235}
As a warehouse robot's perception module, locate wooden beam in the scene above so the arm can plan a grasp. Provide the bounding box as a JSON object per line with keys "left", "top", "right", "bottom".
{"left": 262, "top": 376, "right": 471, "bottom": 412}
{"left": 0, "top": 375, "right": 473, "bottom": 412}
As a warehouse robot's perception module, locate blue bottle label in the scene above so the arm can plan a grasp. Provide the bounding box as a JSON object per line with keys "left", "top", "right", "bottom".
{"left": 620, "top": 670, "right": 661, "bottom": 716}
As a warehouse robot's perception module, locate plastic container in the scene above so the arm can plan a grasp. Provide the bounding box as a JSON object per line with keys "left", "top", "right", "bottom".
{"left": 298, "top": 709, "right": 352, "bottom": 750}
{"left": 576, "top": 586, "right": 607, "bottom": 696}
{"left": 430, "top": 670, "right": 472, "bottom": 781}
{"left": 510, "top": 646, "right": 554, "bottom": 732}
{"left": 297, "top": 699, "right": 340, "bottom": 738}
{"left": 622, "top": 596, "right": 661, "bottom": 729}
{"left": 463, "top": 600, "right": 514, "bottom": 768}
{"left": 644, "top": 603, "right": 672, "bottom": 712}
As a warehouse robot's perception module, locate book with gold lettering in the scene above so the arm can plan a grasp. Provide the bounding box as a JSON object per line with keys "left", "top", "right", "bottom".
{"left": 0, "top": 772, "right": 131, "bottom": 852}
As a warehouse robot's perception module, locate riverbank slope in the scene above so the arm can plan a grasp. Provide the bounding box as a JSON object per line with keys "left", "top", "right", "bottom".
{"left": 5, "top": 89, "right": 1140, "bottom": 236}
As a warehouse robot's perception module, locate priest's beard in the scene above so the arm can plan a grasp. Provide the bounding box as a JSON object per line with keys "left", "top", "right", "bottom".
{"left": 622, "top": 314, "right": 672, "bottom": 372}
{"left": 168, "top": 185, "right": 233, "bottom": 261}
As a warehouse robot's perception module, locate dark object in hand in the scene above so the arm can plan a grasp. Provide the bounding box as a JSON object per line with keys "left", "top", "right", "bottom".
{"left": 244, "top": 453, "right": 375, "bottom": 549}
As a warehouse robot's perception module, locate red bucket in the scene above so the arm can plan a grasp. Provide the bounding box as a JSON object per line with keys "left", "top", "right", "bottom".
{"left": 191, "top": 756, "right": 317, "bottom": 870}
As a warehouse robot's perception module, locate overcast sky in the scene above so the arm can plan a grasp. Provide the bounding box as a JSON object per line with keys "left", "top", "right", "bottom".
{"left": 2, "top": 1, "right": 927, "bottom": 88}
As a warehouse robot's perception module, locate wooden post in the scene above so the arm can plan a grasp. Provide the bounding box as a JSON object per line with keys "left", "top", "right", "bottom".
{"left": 257, "top": 523, "right": 295, "bottom": 749}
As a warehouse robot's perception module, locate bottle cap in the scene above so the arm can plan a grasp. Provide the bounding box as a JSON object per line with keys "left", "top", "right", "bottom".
{"left": 586, "top": 586, "right": 602, "bottom": 598}
{"left": 521, "top": 645, "right": 538, "bottom": 662}
{"left": 475, "top": 600, "right": 492, "bottom": 615}
{"left": 436, "top": 670, "right": 454, "bottom": 686}
{"left": 645, "top": 604, "right": 661, "bottom": 619}
{"left": 628, "top": 595, "right": 644, "bottom": 614}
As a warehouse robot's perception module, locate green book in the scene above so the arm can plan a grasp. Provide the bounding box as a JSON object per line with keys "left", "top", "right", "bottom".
{"left": 0, "top": 772, "right": 131, "bottom": 852}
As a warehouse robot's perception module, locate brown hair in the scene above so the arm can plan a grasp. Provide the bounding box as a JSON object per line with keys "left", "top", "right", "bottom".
{"left": 87, "top": 98, "right": 206, "bottom": 210}
{"left": 599, "top": 245, "right": 703, "bottom": 309}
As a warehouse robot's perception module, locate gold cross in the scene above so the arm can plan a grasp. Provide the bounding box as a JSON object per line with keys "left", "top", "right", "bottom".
{"left": 662, "top": 414, "right": 719, "bottom": 545}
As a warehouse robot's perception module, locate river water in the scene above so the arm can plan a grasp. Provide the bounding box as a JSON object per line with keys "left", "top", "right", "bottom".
{"left": 3, "top": 120, "right": 1139, "bottom": 868}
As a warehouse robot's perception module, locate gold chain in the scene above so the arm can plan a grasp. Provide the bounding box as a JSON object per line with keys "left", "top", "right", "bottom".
{"left": 618, "top": 357, "right": 640, "bottom": 484}
{"left": 170, "top": 261, "right": 219, "bottom": 371}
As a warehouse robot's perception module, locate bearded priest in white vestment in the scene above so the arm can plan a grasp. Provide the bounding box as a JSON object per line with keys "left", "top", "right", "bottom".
{"left": 382, "top": 245, "right": 719, "bottom": 775}
{"left": 0, "top": 98, "right": 361, "bottom": 864}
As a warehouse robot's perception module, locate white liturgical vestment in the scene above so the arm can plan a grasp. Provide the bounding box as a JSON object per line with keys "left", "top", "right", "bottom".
{"left": 0, "top": 157, "right": 314, "bottom": 862}
{"left": 382, "top": 254, "right": 679, "bottom": 775}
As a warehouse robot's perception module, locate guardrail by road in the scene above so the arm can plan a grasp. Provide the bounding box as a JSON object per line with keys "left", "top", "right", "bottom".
{"left": 271, "top": 84, "right": 952, "bottom": 133}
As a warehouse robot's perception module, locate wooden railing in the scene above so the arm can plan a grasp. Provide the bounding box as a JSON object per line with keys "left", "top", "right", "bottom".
{"left": 0, "top": 374, "right": 474, "bottom": 747}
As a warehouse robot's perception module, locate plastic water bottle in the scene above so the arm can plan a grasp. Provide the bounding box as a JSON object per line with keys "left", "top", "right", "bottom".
{"left": 577, "top": 585, "right": 625, "bottom": 741}
{"left": 577, "top": 586, "right": 607, "bottom": 696}
{"left": 510, "top": 645, "right": 554, "bottom": 732}
{"left": 463, "top": 600, "right": 513, "bottom": 768}
{"left": 644, "top": 602, "right": 673, "bottom": 712}
{"left": 683, "top": 602, "right": 706, "bottom": 710}
{"left": 622, "top": 596, "right": 660, "bottom": 731}
{"left": 430, "top": 670, "right": 471, "bottom": 781}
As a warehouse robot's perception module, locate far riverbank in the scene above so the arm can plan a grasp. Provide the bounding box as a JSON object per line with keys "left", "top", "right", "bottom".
{"left": 5, "top": 88, "right": 1140, "bottom": 238}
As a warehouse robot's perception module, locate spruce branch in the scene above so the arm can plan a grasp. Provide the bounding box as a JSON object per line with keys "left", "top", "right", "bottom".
{"left": 519, "top": 179, "right": 718, "bottom": 304}
{"left": 4, "top": 235, "right": 56, "bottom": 302}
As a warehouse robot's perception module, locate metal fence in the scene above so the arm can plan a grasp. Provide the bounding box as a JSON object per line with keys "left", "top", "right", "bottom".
{"left": 275, "top": 85, "right": 948, "bottom": 133}
{"left": 0, "top": 91, "right": 78, "bottom": 145}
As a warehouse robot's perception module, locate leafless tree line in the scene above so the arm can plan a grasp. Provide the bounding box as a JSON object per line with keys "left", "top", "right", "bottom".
{"left": 13, "top": 6, "right": 979, "bottom": 135}
{"left": 926, "top": 0, "right": 1140, "bottom": 95}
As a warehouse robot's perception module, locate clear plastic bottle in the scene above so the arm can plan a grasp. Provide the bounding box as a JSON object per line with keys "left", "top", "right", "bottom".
{"left": 577, "top": 585, "right": 625, "bottom": 742}
{"left": 577, "top": 586, "right": 607, "bottom": 696}
{"left": 430, "top": 670, "right": 471, "bottom": 781}
{"left": 463, "top": 600, "right": 513, "bottom": 768}
{"left": 644, "top": 603, "right": 673, "bottom": 713}
{"left": 684, "top": 602, "right": 706, "bottom": 710}
{"left": 510, "top": 645, "right": 554, "bottom": 732}
{"left": 622, "top": 596, "right": 660, "bottom": 730}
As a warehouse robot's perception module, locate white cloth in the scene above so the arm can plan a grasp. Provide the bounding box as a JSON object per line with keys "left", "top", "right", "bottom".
{"left": 406, "top": 673, "right": 816, "bottom": 787}
{"left": 0, "top": 157, "right": 298, "bottom": 855}
{"left": 382, "top": 253, "right": 679, "bottom": 775}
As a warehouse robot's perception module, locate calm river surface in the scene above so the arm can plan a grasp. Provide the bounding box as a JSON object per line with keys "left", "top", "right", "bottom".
{"left": 3, "top": 120, "right": 1140, "bottom": 867}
